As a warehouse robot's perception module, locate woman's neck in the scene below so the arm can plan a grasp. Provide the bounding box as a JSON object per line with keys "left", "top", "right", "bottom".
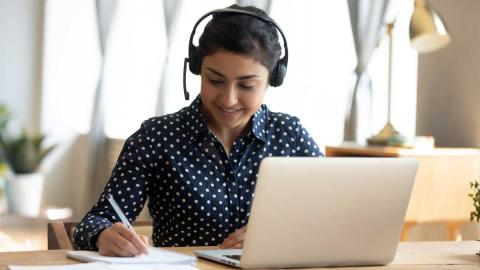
{"left": 201, "top": 106, "right": 250, "bottom": 155}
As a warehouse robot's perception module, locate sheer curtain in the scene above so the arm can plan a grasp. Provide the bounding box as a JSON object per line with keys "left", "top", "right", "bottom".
{"left": 41, "top": 0, "right": 101, "bottom": 216}
{"left": 368, "top": 1, "right": 417, "bottom": 139}
{"left": 268, "top": 0, "right": 356, "bottom": 147}
{"left": 344, "top": 0, "right": 391, "bottom": 143}
{"left": 86, "top": 0, "right": 118, "bottom": 207}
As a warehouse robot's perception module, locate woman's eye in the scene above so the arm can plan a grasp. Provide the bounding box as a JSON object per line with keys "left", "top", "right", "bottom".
{"left": 239, "top": 84, "right": 255, "bottom": 90}
{"left": 208, "top": 78, "right": 222, "bottom": 85}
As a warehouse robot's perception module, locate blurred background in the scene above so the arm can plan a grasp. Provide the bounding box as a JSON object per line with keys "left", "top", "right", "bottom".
{"left": 0, "top": 0, "right": 479, "bottom": 251}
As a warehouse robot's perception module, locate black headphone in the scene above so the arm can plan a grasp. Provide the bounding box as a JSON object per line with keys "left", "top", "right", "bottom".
{"left": 182, "top": 7, "right": 289, "bottom": 100}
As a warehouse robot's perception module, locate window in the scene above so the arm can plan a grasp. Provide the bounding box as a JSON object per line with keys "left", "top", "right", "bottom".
{"left": 102, "top": 0, "right": 167, "bottom": 138}
{"left": 42, "top": 0, "right": 100, "bottom": 139}
{"left": 269, "top": 1, "right": 356, "bottom": 146}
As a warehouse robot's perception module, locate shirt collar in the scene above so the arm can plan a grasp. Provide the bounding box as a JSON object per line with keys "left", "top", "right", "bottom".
{"left": 183, "top": 95, "right": 209, "bottom": 141}
{"left": 183, "top": 95, "right": 267, "bottom": 142}
{"left": 250, "top": 105, "right": 267, "bottom": 142}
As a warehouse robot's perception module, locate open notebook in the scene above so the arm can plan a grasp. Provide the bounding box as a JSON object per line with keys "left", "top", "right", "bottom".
{"left": 66, "top": 247, "right": 197, "bottom": 265}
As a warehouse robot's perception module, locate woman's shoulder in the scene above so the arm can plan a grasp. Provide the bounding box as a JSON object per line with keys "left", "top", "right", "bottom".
{"left": 262, "top": 105, "right": 302, "bottom": 128}
{"left": 141, "top": 109, "right": 186, "bottom": 131}
{"left": 258, "top": 105, "right": 308, "bottom": 141}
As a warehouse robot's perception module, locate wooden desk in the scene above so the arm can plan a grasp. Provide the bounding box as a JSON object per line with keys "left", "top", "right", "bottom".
{"left": 1, "top": 242, "right": 480, "bottom": 269}
{"left": 326, "top": 144, "right": 480, "bottom": 241}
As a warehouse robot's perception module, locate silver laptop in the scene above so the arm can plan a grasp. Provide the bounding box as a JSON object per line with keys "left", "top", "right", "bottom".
{"left": 195, "top": 157, "right": 418, "bottom": 268}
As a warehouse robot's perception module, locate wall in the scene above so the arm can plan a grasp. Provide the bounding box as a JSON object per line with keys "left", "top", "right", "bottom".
{"left": 0, "top": 0, "right": 44, "bottom": 133}
{"left": 416, "top": 0, "right": 480, "bottom": 148}
{"left": 414, "top": 0, "right": 480, "bottom": 240}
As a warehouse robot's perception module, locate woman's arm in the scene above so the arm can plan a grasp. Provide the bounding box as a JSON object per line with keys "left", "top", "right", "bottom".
{"left": 73, "top": 119, "right": 156, "bottom": 252}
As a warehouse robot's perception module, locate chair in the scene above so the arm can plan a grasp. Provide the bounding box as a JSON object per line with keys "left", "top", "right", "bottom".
{"left": 47, "top": 220, "right": 153, "bottom": 250}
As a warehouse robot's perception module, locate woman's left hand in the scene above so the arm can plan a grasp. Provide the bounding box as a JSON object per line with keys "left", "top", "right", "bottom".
{"left": 219, "top": 226, "right": 247, "bottom": 249}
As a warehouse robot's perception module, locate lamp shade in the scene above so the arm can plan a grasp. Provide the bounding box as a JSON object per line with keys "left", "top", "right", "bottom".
{"left": 409, "top": 0, "right": 451, "bottom": 53}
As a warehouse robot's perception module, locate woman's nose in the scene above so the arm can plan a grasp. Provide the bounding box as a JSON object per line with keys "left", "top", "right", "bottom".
{"left": 220, "top": 85, "right": 238, "bottom": 107}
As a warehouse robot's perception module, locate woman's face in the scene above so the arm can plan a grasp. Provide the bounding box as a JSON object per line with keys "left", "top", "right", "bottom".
{"left": 200, "top": 50, "right": 269, "bottom": 134}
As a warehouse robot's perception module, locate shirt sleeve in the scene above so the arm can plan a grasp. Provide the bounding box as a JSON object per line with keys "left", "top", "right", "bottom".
{"left": 73, "top": 120, "right": 155, "bottom": 250}
{"left": 291, "top": 117, "right": 324, "bottom": 157}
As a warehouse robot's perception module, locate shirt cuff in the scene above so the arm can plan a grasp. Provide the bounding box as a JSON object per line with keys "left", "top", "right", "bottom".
{"left": 73, "top": 217, "right": 113, "bottom": 251}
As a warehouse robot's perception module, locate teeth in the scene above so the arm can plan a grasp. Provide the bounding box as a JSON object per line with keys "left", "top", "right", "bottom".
{"left": 220, "top": 108, "right": 238, "bottom": 113}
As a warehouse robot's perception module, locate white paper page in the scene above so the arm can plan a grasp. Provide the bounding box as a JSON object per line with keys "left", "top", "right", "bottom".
{"left": 8, "top": 262, "right": 112, "bottom": 270}
{"left": 110, "top": 264, "right": 199, "bottom": 270}
{"left": 67, "top": 247, "right": 197, "bottom": 265}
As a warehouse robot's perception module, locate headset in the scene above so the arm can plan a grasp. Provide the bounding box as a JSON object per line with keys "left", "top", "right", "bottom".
{"left": 183, "top": 7, "right": 289, "bottom": 100}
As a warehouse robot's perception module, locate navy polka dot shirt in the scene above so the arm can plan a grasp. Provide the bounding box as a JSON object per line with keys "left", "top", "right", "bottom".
{"left": 73, "top": 95, "right": 323, "bottom": 250}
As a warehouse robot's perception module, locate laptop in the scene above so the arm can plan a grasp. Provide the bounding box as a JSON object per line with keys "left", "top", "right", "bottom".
{"left": 194, "top": 157, "right": 418, "bottom": 268}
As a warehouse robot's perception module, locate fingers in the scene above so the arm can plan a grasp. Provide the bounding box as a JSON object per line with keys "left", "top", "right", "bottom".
{"left": 220, "top": 230, "right": 245, "bottom": 249}
{"left": 96, "top": 223, "right": 149, "bottom": 257}
{"left": 115, "top": 223, "right": 149, "bottom": 255}
{"left": 139, "top": 235, "right": 150, "bottom": 246}
{"left": 219, "top": 226, "right": 247, "bottom": 249}
{"left": 97, "top": 227, "right": 133, "bottom": 256}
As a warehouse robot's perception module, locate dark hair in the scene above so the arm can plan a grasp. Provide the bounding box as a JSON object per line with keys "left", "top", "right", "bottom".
{"left": 197, "top": 4, "right": 282, "bottom": 75}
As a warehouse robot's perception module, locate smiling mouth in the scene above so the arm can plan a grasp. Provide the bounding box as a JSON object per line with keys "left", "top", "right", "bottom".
{"left": 217, "top": 106, "right": 242, "bottom": 113}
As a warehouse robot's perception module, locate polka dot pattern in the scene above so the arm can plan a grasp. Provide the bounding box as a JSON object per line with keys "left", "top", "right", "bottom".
{"left": 73, "top": 95, "right": 322, "bottom": 250}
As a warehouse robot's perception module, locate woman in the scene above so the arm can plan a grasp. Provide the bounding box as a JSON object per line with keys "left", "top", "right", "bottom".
{"left": 73, "top": 4, "right": 322, "bottom": 257}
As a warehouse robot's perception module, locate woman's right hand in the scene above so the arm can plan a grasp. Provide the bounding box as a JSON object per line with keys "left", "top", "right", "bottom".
{"left": 96, "top": 222, "right": 149, "bottom": 256}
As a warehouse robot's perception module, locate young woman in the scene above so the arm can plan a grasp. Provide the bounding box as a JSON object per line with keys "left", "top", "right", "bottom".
{"left": 73, "top": 4, "right": 322, "bottom": 257}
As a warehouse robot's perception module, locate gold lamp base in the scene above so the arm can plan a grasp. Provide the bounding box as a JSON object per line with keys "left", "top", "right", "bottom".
{"left": 367, "top": 122, "right": 410, "bottom": 147}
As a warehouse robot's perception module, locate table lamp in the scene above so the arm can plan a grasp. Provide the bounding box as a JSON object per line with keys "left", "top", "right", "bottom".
{"left": 367, "top": 0, "right": 450, "bottom": 147}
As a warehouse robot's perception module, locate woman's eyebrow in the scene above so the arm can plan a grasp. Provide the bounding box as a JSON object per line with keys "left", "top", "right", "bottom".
{"left": 237, "top": 74, "right": 259, "bottom": 81}
{"left": 206, "top": 68, "right": 225, "bottom": 78}
{"left": 206, "top": 67, "right": 259, "bottom": 80}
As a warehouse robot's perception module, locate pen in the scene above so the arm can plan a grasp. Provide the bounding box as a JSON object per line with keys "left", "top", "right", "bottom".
{"left": 108, "top": 194, "right": 150, "bottom": 255}
{"left": 107, "top": 194, "right": 134, "bottom": 231}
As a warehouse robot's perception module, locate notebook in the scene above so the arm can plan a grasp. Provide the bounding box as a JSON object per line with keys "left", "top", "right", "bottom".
{"left": 195, "top": 157, "right": 418, "bottom": 268}
{"left": 67, "top": 247, "right": 196, "bottom": 265}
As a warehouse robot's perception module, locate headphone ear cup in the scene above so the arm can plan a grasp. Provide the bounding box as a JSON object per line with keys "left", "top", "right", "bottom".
{"left": 270, "top": 61, "right": 287, "bottom": 87}
{"left": 188, "top": 46, "right": 201, "bottom": 75}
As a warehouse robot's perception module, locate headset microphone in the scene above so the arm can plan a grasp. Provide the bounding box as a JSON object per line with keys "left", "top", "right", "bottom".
{"left": 183, "top": 58, "right": 190, "bottom": 100}
{"left": 183, "top": 8, "right": 289, "bottom": 100}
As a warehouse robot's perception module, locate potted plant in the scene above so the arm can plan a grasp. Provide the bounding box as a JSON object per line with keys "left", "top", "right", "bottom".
{"left": 469, "top": 181, "right": 480, "bottom": 256}
{"left": 0, "top": 106, "right": 55, "bottom": 217}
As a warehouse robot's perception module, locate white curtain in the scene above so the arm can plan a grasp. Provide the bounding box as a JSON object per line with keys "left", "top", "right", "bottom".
{"left": 345, "top": 0, "right": 391, "bottom": 143}
{"left": 41, "top": 0, "right": 101, "bottom": 217}
{"left": 86, "top": 0, "right": 118, "bottom": 205}
{"left": 155, "top": 0, "right": 183, "bottom": 116}
{"left": 268, "top": 1, "right": 356, "bottom": 146}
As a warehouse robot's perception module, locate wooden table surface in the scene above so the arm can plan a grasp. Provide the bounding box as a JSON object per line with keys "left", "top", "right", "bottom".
{"left": 1, "top": 241, "right": 480, "bottom": 269}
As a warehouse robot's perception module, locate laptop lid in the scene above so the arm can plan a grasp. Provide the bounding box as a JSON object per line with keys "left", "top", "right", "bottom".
{"left": 238, "top": 157, "right": 417, "bottom": 268}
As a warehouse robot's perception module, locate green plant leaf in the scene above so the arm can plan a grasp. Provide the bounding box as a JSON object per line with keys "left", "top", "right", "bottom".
{"left": 0, "top": 129, "right": 55, "bottom": 174}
